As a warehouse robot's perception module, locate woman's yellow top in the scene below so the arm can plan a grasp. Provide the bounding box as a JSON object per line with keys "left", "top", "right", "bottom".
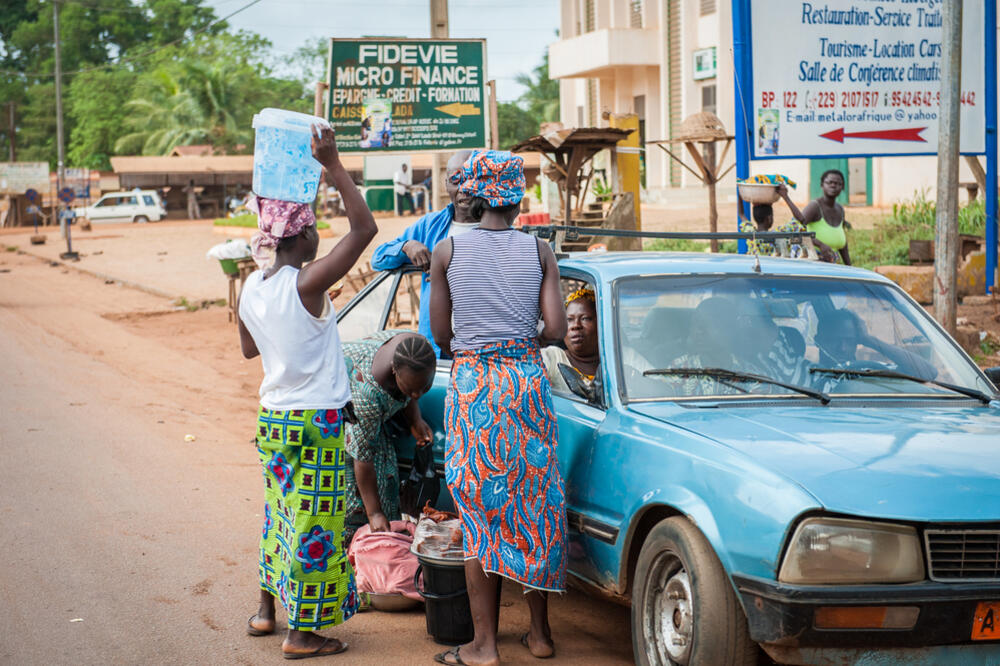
{"left": 806, "top": 217, "right": 847, "bottom": 251}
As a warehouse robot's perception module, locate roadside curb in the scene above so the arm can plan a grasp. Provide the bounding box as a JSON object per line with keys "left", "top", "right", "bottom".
{"left": 15, "top": 248, "right": 179, "bottom": 301}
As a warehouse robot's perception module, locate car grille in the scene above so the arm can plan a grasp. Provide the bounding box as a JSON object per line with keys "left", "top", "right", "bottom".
{"left": 925, "top": 529, "right": 1000, "bottom": 581}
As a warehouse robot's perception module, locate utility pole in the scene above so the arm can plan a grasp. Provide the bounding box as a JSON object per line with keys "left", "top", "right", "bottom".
{"left": 429, "top": 0, "right": 449, "bottom": 212}
{"left": 934, "top": 0, "right": 962, "bottom": 334}
{"left": 53, "top": 0, "right": 77, "bottom": 259}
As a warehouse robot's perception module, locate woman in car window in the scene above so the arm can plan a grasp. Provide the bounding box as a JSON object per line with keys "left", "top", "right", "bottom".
{"left": 429, "top": 150, "right": 568, "bottom": 665}
{"left": 542, "top": 287, "right": 599, "bottom": 393}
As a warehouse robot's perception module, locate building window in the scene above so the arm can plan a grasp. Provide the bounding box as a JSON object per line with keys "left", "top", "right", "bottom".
{"left": 699, "top": 0, "right": 716, "bottom": 16}
{"left": 630, "top": 0, "right": 644, "bottom": 28}
{"left": 584, "top": 0, "right": 595, "bottom": 32}
{"left": 701, "top": 84, "right": 717, "bottom": 115}
{"left": 577, "top": 105, "right": 585, "bottom": 127}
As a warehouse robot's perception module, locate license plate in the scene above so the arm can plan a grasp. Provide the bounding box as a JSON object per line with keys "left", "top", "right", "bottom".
{"left": 972, "top": 602, "right": 1000, "bottom": 640}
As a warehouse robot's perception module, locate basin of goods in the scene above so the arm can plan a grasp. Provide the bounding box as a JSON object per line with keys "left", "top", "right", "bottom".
{"left": 252, "top": 108, "right": 328, "bottom": 203}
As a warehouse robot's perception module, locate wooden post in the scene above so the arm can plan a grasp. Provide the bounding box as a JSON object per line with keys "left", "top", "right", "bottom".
{"left": 964, "top": 155, "right": 986, "bottom": 200}
{"left": 487, "top": 80, "right": 499, "bottom": 149}
{"left": 705, "top": 142, "right": 718, "bottom": 252}
{"left": 934, "top": 0, "right": 962, "bottom": 335}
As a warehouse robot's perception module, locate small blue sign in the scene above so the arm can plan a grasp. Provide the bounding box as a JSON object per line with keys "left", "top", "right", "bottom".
{"left": 58, "top": 187, "right": 75, "bottom": 203}
{"left": 25, "top": 188, "right": 39, "bottom": 203}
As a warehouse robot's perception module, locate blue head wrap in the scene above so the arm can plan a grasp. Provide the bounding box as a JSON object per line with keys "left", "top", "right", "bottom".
{"left": 451, "top": 150, "right": 525, "bottom": 208}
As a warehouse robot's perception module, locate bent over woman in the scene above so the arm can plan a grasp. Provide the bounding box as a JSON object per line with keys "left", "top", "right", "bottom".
{"left": 238, "top": 127, "right": 377, "bottom": 659}
{"left": 429, "top": 151, "right": 568, "bottom": 666}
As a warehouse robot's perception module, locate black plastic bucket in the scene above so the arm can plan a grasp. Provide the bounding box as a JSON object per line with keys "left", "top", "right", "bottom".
{"left": 414, "top": 555, "right": 501, "bottom": 646}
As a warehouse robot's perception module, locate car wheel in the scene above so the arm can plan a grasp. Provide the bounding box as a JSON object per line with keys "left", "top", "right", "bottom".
{"left": 133, "top": 215, "right": 149, "bottom": 224}
{"left": 631, "top": 517, "right": 757, "bottom": 666}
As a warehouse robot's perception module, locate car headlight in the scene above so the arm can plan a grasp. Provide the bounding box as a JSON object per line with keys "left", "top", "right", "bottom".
{"left": 778, "top": 517, "right": 924, "bottom": 584}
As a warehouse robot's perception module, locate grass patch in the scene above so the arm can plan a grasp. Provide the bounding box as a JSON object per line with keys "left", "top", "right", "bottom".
{"left": 644, "top": 238, "right": 739, "bottom": 253}
{"left": 174, "top": 297, "right": 228, "bottom": 312}
{"left": 849, "top": 192, "right": 985, "bottom": 271}
{"left": 214, "top": 214, "right": 329, "bottom": 230}
{"left": 6, "top": 245, "right": 18, "bottom": 252}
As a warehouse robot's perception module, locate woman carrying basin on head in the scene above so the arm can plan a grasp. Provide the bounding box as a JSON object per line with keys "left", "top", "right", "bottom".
{"left": 429, "top": 150, "right": 568, "bottom": 666}
{"left": 237, "top": 126, "right": 377, "bottom": 660}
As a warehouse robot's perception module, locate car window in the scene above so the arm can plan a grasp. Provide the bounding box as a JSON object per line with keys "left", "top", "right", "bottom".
{"left": 124, "top": 196, "right": 138, "bottom": 206}
{"left": 385, "top": 272, "right": 422, "bottom": 332}
{"left": 96, "top": 197, "right": 117, "bottom": 207}
{"left": 142, "top": 195, "right": 155, "bottom": 206}
{"left": 617, "top": 275, "right": 993, "bottom": 401}
{"left": 337, "top": 273, "right": 395, "bottom": 342}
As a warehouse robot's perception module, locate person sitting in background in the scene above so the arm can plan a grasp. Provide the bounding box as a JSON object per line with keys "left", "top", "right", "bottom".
{"left": 542, "top": 288, "right": 599, "bottom": 393}
{"left": 342, "top": 331, "right": 436, "bottom": 547}
{"left": 371, "top": 150, "right": 475, "bottom": 357}
{"left": 739, "top": 184, "right": 808, "bottom": 258}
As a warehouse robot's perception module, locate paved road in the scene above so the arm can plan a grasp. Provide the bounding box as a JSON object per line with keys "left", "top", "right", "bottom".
{"left": 0, "top": 250, "right": 634, "bottom": 665}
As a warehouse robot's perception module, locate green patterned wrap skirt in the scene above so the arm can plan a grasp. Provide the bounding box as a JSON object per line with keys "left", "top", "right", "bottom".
{"left": 255, "top": 406, "right": 359, "bottom": 631}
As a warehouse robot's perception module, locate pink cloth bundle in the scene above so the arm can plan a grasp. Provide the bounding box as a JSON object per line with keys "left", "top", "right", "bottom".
{"left": 347, "top": 520, "right": 421, "bottom": 601}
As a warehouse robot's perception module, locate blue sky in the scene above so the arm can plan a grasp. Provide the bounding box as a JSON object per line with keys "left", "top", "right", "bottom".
{"left": 205, "top": 0, "right": 560, "bottom": 102}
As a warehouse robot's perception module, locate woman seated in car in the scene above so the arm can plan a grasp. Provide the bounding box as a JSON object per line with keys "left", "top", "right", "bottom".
{"left": 542, "top": 288, "right": 599, "bottom": 393}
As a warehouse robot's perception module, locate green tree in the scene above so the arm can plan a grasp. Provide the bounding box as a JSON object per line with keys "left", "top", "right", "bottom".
{"left": 114, "top": 68, "right": 209, "bottom": 155}
{"left": 67, "top": 68, "right": 138, "bottom": 169}
{"left": 497, "top": 52, "right": 560, "bottom": 149}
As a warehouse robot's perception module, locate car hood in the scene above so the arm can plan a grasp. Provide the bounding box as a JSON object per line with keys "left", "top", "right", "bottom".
{"left": 629, "top": 402, "right": 1000, "bottom": 522}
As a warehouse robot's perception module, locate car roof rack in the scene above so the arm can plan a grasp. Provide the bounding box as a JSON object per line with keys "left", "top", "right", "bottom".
{"left": 520, "top": 224, "right": 813, "bottom": 244}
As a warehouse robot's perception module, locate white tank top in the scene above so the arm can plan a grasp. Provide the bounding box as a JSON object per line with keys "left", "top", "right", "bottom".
{"left": 238, "top": 265, "right": 351, "bottom": 410}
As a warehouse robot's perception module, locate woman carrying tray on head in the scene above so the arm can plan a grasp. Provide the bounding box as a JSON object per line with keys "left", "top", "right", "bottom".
{"left": 429, "top": 150, "right": 569, "bottom": 666}
{"left": 238, "top": 126, "right": 377, "bottom": 660}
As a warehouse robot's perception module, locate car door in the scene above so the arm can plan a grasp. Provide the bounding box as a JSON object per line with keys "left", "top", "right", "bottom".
{"left": 547, "top": 268, "right": 617, "bottom": 586}
{"left": 88, "top": 195, "right": 120, "bottom": 222}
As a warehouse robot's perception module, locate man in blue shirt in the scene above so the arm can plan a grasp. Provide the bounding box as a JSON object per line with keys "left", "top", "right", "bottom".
{"left": 371, "top": 150, "right": 474, "bottom": 357}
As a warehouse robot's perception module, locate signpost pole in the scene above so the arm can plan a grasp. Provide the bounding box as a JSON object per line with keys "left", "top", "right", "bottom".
{"left": 488, "top": 80, "right": 499, "bottom": 149}
{"left": 430, "top": 0, "right": 449, "bottom": 213}
{"left": 986, "top": 1, "right": 998, "bottom": 293}
{"left": 934, "top": 0, "right": 962, "bottom": 335}
{"left": 731, "top": 0, "right": 750, "bottom": 254}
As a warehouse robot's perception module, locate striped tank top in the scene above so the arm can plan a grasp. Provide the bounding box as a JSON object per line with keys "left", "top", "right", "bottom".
{"left": 446, "top": 228, "right": 543, "bottom": 351}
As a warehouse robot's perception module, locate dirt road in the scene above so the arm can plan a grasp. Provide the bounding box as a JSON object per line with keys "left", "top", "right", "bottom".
{"left": 0, "top": 249, "right": 634, "bottom": 665}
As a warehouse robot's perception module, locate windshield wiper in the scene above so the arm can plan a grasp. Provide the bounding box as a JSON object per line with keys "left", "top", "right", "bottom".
{"left": 643, "top": 367, "right": 831, "bottom": 404}
{"left": 809, "top": 367, "right": 996, "bottom": 405}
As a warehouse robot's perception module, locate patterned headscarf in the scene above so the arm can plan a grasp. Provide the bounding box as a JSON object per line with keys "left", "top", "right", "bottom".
{"left": 565, "top": 287, "right": 595, "bottom": 307}
{"left": 451, "top": 150, "right": 525, "bottom": 208}
{"left": 247, "top": 194, "right": 316, "bottom": 266}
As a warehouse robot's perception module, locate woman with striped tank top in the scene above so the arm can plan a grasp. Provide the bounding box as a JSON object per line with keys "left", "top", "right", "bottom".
{"left": 429, "top": 151, "right": 568, "bottom": 666}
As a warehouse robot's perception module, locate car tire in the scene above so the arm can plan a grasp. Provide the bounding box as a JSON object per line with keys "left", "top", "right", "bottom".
{"left": 631, "top": 517, "right": 757, "bottom": 666}
{"left": 133, "top": 215, "right": 149, "bottom": 224}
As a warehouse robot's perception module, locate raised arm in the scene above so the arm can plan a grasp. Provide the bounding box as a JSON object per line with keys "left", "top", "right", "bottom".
{"left": 777, "top": 184, "right": 807, "bottom": 223}
{"left": 537, "top": 239, "right": 568, "bottom": 342}
{"left": 429, "top": 239, "right": 454, "bottom": 354}
{"left": 297, "top": 126, "right": 378, "bottom": 307}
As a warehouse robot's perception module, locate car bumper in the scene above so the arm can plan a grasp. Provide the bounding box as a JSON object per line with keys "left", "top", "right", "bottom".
{"left": 734, "top": 574, "right": 1000, "bottom": 652}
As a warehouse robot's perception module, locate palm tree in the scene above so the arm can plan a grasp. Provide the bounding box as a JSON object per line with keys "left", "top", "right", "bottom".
{"left": 180, "top": 60, "right": 251, "bottom": 152}
{"left": 114, "top": 68, "right": 210, "bottom": 155}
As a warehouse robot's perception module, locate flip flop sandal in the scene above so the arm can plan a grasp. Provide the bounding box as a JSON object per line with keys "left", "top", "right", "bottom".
{"left": 433, "top": 646, "right": 468, "bottom": 665}
{"left": 246, "top": 614, "right": 275, "bottom": 636}
{"left": 520, "top": 632, "right": 555, "bottom": 659}
{"left": 283, "top": 637, "right": 348, "bottom": 660}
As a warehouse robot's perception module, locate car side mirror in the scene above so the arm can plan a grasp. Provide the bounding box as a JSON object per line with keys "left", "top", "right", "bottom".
{"left": 984, "top": 367, "right": 1000, "bottom": 389}
{"left": 558, "top": 363, "right": 600, "bottom": 404}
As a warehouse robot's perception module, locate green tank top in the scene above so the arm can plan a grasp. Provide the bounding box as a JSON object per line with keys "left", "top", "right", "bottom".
{"left": 806, "top": 218, "right": 847, "bottom": 251}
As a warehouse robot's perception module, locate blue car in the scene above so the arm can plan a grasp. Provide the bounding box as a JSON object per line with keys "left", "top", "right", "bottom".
{"left": 337, "top": 251, "right": 1000, "bottom": 666}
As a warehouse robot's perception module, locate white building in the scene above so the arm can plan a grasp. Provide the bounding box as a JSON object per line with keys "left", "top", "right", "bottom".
{"left": 549, "top": 0, "right": 986, "bottom": 207}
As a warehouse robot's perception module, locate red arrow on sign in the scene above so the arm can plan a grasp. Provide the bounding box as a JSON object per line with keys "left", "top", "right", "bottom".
{"left": 819, "top": 127, "right": 927, "bottom": 143}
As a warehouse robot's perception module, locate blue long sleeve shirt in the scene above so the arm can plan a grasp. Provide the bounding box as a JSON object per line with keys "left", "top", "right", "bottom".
{"left": 370, "top": 204, "right": 455, "bottom": 356}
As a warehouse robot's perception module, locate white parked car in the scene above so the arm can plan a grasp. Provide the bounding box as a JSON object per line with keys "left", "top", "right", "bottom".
{"left": 73, "top": 190, "right": 166, "bottom": 224}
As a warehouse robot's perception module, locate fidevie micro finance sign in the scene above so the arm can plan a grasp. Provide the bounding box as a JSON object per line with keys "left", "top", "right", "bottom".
{"left": 750, "top": 1, "right": 984, "bottom": 158}
{"left": 327, "top": 39, "right": 487, "bottom": 153}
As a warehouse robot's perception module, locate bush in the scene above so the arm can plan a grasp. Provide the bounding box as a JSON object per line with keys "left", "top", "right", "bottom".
{"left": 213, "top": 214, "right": 329, "bottom": 230}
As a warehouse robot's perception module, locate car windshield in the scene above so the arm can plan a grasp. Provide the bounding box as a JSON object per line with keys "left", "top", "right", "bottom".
{"left": 617, "top": 275, "right": 994, "bottom": 401}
